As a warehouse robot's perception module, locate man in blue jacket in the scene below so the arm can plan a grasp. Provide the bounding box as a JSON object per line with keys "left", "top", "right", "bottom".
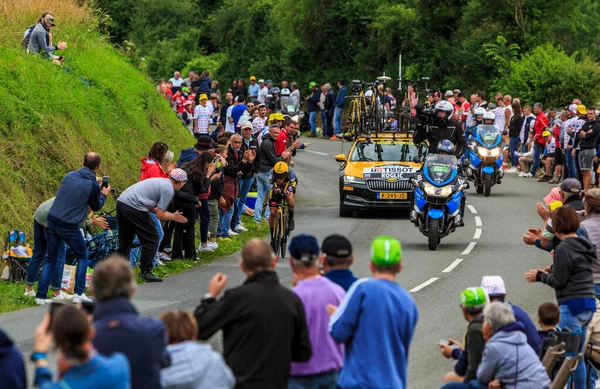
{"left": 92, "top": 256, "right": 169, "bottom": 389}
{"left": 333, "top": 80, "right": 347, "bottom": 138}
{"left": 328, "top": 236, "right": 418, "bottom": 389}
{"left": 40, "top": 152, "right": 110, "bottom": 304}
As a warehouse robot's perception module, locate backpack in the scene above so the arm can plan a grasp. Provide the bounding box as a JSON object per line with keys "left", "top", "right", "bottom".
{"left": 585, "top": 301, "right": 600, "bottom": 365}
{"left": 21, "top": 25, "right": 35, "bottom": 51}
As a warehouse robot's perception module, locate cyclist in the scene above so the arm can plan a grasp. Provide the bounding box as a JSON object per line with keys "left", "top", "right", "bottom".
{"left": 268, "top": 162, "right": 297, "bottom": 241}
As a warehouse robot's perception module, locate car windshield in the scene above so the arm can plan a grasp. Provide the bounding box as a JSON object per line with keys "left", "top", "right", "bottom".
{"left": 476, "top": 125, "right": 501, "bottom": 148}
{"left": 424, "top": 154, "right": 457, "bottom": 184}
{"left": 350, "top": 141, "right": 427, "bottom": 162}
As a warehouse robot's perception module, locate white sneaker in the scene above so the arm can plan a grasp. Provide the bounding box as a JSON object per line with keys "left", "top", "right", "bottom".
{"left": 35, "top": 298, "right": 49, "bottom": 305}
{"left": 73, "top": 293, "right": 93, "bottom": 304}
{"left": 523, "top": 173, "right": 533, "bottom": 178}
{"left": 198, "top": 244, "right": 215, "bottom": 252}
{"left": 53, "top": 291, "right": 74, "bottom": 301}
{"left": 155, "top": 259, "right": 165, "bottom": 266}
{"left": 234, "top": 224, "right": 248, "bottom": 233}
{"left": 207, "top": 242, "right": 218, "bottom": 249}
{"left": 505, "top": 167, "right": 518, "bottom": 174}
{"left": 228, "top": 229, "right": 239, "bottom": 236}
{"left": 518, "top": 172, "right": 525, "bottom": 177}
{"left": 24, "top": 289, "right": 35, "bottom": 298}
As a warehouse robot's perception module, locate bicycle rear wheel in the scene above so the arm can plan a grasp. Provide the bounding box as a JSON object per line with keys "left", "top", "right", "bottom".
{"left": 271, "top": 211, "right": 281, "bottom": 256}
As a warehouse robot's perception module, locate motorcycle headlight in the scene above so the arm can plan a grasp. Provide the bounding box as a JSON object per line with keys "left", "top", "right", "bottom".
{"left": 489, "top": 148, "right": 500, "bottom": 157}
{"left": 423, "top": 182, "right": 453, "bottom": 197}
{"left": 477, "top": 147, "right": 501, "bottom": 157}
{"left": 344, "top": 175, "right": 365, "bottom": 185}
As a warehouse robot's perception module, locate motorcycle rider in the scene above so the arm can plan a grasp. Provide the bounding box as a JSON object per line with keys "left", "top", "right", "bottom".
{"left": 465, "top": 107, "right": 486, "bottom": 140}
{"left": 415, "top": 100, "right": 466, "bottom": 157}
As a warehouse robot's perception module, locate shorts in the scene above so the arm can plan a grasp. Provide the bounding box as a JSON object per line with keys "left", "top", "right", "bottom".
{"left": 579, "top": 148, "right": 596, "bottom": 170}
{"left": 269, "top": 181, "right": 297, "bottom": 206}
{"left": 553, "top": 148, "right": 564, "bottom": 166}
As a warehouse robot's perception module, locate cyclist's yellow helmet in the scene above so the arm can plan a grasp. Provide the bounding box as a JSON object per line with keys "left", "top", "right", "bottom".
{"left": 273, "top": 162, "right": 289, "bottom": 180}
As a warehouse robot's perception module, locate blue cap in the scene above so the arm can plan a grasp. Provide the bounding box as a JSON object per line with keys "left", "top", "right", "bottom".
{"left": 288, "top": 234, "right": 320, "bottom": 261}
{"left": 266, "top": 80, "right": 273, "bottom": 84}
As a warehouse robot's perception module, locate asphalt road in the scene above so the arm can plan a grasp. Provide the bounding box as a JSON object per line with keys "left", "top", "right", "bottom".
{"left": 0, "top": 137, "right": 557, "bottom": 388}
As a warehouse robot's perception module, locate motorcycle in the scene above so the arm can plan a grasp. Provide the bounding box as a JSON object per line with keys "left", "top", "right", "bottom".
{"left": 410, "top": 154, "right": 469, "bottom": 251}
{"left": 465, "top": 124, "right": 504, "bottom": 197}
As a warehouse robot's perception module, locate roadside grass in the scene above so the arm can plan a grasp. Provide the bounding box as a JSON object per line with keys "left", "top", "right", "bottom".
{"left": 0, "top": 218, "right": 270, "bottom": 313}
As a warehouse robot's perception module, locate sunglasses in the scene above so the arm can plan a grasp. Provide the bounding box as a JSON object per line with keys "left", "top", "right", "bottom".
{"left": 46, "top": 17, "right": 55, "bottom": 22}
{"left": 232, "top": 140, "right": 242, "bottom": 144}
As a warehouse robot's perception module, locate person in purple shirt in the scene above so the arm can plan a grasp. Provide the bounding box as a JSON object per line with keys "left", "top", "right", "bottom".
{"left": 289, "top": 234, "right": 345, "bottom": 389}
{"left": 321, "top": 234, "right": 358, "bottom": 291}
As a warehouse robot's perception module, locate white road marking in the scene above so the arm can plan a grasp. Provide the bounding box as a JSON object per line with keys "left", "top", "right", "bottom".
{"left": 442, "top": 258, "right": 464, "bottom": 273}
{"left": 409, "top": 277, "right": 439, "bottom": 293}
{"left": 467, "top": 205, "right": 478, "bottom": 214}
{"left": 474, "top": 216, "right": 482, "bottom": 227}
{"left": 473, "top": 228, "right": 482, "bottom": 240}
{"left": 304, "top": 150, "right": 328, "bottom": 156}
{"left": 462, "top": 242, "right": 477, "bottom": 255}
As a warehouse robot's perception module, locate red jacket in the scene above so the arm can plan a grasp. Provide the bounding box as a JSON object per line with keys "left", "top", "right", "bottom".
{"left": 275, "top": 129, "right": 290, "bottom": 155}
{"left": 140, "top": 158, "right": 168, "bottom": 181}
{"left": 533, "top": 112, "right": 549, "bottom": 146}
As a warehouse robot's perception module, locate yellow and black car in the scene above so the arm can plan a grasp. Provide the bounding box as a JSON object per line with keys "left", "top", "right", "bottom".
{"left": 335, "top": 133, "right": 427, "bottom": 217}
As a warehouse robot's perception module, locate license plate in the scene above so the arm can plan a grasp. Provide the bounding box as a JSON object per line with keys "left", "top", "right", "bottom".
{"left": 377, "top": 192, "right": 407, "bottom": 200}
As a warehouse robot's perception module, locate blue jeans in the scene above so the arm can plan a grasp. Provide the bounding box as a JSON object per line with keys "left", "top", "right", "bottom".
{"left": 559, "top": 304, "right": 594, "bottom": 389}
{"left": 254, "top": 172, "right": 271, "bottom": 222}
{"left": 530, "top": 143, "right": 544, "bottom": 175}
{"left": 334, "top": 107, "right": 344, "bottom": 135}
{"left": 288, "top": 370, "right": 338, "bottom": 389}
{"left": 309, "top": 111, "right": 318, "bottom": 134}
{"left": 234, "top": 177, "right": 254, "bottom": 228}
{"left": 39, "top": 224, "right": 88, "bottom": 298}
{"left": 217, "top": 207, "right": 234, "bottom": 237}
{"left": 320, "top": 111, "right": 328, "bottom": 136}
{"left": 26, "top": 220, "right": 66, "bottom": 291}
{"left": 150, "top": 213, "right": 163, "bottom": 266}
{"left": 565, "top": 148, "right": 577, "bottom": 178}
{"left": 509, "top": 137, "right": 520, "bottom": 167}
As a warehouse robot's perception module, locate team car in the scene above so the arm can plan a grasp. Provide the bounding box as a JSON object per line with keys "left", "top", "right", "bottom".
{"left": 335, "top": 133, "right": 427, "bottom": 217}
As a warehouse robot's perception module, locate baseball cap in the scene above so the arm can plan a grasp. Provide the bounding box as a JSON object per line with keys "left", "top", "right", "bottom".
{"left": 266, "top": 80, "right": 273, "bottom": 84}
{"left": 370, "top": 236, "right": 402, "bottom": 266}
{"left": 481, "top": 276, "right": 506, "bottom": 296}
{"left": 250, "top": 76, "right": 257, "bottom": 81}
{"left": 258, "top": 79, "right": 265, "bottom": 83}
{"left": 199, "top": 94, "right": 208, "bottom": 101}
{"left": 542, "top": 130, "right": 551, "bottom": 137}
{"left": 181, "top": 87, "right": 190, "bottom": 92}
{"left": 288, "top": 234, "right": 320, "bottom": 261}
{"left": 322, "top": 234, "right": 353, "bottom": 257}
{"left": 549, "top": 201, "right": 563, "bottom": 212}
{"left": 585, "top": 188, "right": 600, "bottom": 206}
{"left": 309, "top": 81, "right": 317, "bottom": 89}
{"left": 170, "top": 168, "right": 188, "bottom": 182}
{"left": 460, "top": 287, "right": 488, "bottom": 307}
{"left": 269, "top": 112, "right": 285, "bottom": 122}
{"left": 560, "top": 178, "right": 582, "bottom": 194}
{"left": 568, "top": 104, "right": 578, "bottom": 114}
{"left": 577, "top": 104, "right": 587, "bottom": 115}
{"left": 445, "top": 90, "right": 453, "bottom": 97}
{"left": 453, "top": 89, "right": 461, "bottom": 94}
{"left": 240, "top": 120, "right": 253, "bottom": 130}
{"left": 194, "top": 135, "right": 215, "bottom": 151}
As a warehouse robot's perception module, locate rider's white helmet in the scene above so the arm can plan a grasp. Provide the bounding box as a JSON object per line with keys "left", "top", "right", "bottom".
{"left": 483, "top": 111, "right": 495, "bottom": 121}
{"left": 281, "top": 88, "right": 291, "bottom": 96}
{"left": 474, "top": 107, "right": 486, "bottom": 116}
{"left": 435, "top": 100, "right": 454, "bottom": 119}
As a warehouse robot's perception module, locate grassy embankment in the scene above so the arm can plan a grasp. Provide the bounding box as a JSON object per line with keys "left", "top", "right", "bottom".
{"left": 0, "top": 0, "right": 268, "bottom": 313}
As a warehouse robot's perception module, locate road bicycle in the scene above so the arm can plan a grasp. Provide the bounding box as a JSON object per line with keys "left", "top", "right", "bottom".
{"left": 270, "top": 195, "right": 290, "bottom": 258}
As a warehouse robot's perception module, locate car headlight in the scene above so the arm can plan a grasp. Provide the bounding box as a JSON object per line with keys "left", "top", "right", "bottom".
{"left": 478, "top": 147, "right": 501, "bottom": 157}
{"left": 344, "top": 175, "right": 365, "bottom": 185}
{"left": 423, "top": 182, "right": 453, "bottom": 197}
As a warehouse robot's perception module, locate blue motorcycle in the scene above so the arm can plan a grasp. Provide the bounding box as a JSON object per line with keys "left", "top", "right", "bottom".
{"left": 410, "top": 154, "right": 469, "bottom": 250}
{"left": 465, "top": 124, "right": 504, "bottom": 197}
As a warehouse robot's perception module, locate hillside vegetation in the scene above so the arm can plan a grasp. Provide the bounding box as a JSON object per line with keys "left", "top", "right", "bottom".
{"left": 0, "top": 0, "right": 192, "bottom": 237}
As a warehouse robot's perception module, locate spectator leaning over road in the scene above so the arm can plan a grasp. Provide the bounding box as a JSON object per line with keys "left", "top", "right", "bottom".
{"left": 320, "top": 234, "right": 358, "bottom": 291}
{"left": 194, "top": 239, "right": 312, "bottom": 388}
{"left": 42, "top": 152, "right": 110, "bottom": 304}
{"left": 116, "top": 169, "right": 188, "bottom": 282}
{"left": 306, "top": 82, "right": 321, "bottom": 138}
{"left": 0, "top": 328, "right": 26, "bottom": 389}
{"left": 329, "top": 236, "right": 419, "bottom": 389}
{"left": 92, "top": 256, "right": 168, "bottom": 389}
{"left": 159, "top": 309, "right": 235, "bottom": 389}
{"left": 530, "top": 103, "right": 549, "bottom": 177}
{"left": 581, "top": 188, "right": 600, "bottom": 299}
{"left": 288, "top": 235, "right": 346, "bottom": 389}
{"left": 480, "top": 276, "right": 541, "bottom": 354}
{"left": 467, "top": 302, "right": 551, "bottom": 389}
{"left": 234, "top": 121, "right": 259, "bottom": 232}
{"left": 440, "top": 287, "right": 486, "bottom": 388}
{"left": 255, "top": 124, "right": 292, "bottom": 223}
{"left": 525, "top": 206, "right": 596, "bottom": 389}
{"left": 28, "top": 12, "right": 67, "bottom": 58}
{"left": 333, "top": 80, "right": 347, "bottom": 139}
{"left": 32, "top": 305, "right": 130, "bottom": 389}
{"left": 575, "top": 107, "right": 600, "bottom": 191}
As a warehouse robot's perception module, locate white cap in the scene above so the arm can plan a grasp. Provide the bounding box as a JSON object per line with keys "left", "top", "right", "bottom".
{"left": 258, "top": 79, "right": 265, "bottom": 83}
{"left": 445, "top": 90, "right": 454, "bottom": 97}
{"left": 568, "top": 104, "right": 578, "bottom": 114}
{"left": 240, "top": 120, "right": 253, "bottom": 130}
{"left": 481, "top": 276, "right": 506, "bottom": 296}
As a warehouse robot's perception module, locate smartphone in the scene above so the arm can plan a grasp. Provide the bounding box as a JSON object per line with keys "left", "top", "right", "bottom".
{"left": 101, "top": 176, "right": 109, "bottom": 188}
{"left": 438, "top": 339, "right": 451, "bottom": 346}
{"left": 48, "top": 301, "right": 65, "bottom": 331}
{"left": 81, "top": 301, "right": 95, "bottom": 315}
{"left": 212, "top": 155, "right": 221, "bottom": 164}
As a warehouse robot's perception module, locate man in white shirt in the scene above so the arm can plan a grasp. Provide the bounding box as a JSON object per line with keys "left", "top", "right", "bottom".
{"left": 258, "top": 80, "right": 269, "bottom": 104}
{"left": 169, "top": 71, "right": 185, "bottom": 93}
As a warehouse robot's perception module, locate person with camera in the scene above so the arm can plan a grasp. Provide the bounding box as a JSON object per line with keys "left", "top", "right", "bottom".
{"left": 414, "top": 100, "right": 466, "bottom": 157}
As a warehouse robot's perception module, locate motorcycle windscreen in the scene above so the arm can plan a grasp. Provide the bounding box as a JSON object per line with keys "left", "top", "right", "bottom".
{"left": 476, "top": 124, "right": 501, "bottom": 148}
{"left": 424, "top": 154, "right": 458, "bottom": 185}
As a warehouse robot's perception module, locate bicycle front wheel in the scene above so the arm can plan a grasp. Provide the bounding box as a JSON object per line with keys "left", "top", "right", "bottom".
{"left": 271, "top": 211, "right": 282, "bottom": 256}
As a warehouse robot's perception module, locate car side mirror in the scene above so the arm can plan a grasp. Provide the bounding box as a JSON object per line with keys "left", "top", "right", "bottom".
{"left": 334, "top": 154, "right": 347, "bottom": 163}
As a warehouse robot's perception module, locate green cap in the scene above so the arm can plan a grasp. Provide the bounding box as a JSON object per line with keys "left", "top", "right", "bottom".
{"left": 460, "top": 287, "right": 488, "bottom": 307}
{"left": 309, "top": 81, "right": 317, "bottom": 89}
{"left": 370, "top": 236, "right": 402, "bottom": 266}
